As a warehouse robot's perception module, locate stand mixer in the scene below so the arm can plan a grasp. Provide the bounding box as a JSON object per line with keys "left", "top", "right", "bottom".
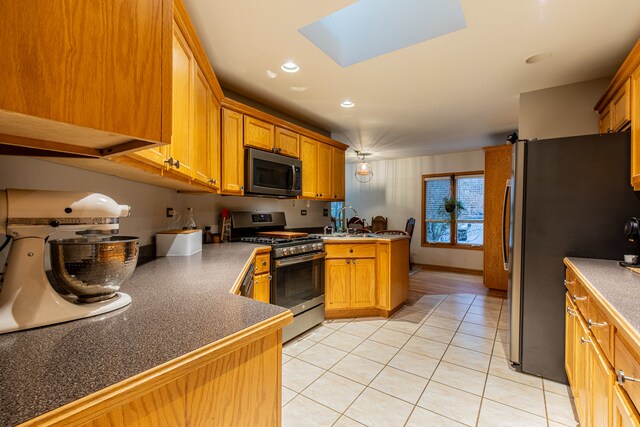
{"left": 0, "top": 189, "right": 138, "bottom": 334}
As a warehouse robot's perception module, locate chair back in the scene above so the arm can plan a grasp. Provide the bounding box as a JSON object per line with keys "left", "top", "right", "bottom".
{"left": 405, "top": 218, "right": 416, "bottom": 238}
{"left": 370, "top": 216, "right": 388, "bottom": 232}
{"left": 347, "top": 217, "right": 365, "bottom": 229}
{"left": 374, "top": 230, "right": 408, "bottom": 236}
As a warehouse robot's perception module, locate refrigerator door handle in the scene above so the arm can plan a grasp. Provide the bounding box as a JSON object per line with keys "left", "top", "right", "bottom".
{"left": 502, "top": 178, "right": 511, "bottom": 271}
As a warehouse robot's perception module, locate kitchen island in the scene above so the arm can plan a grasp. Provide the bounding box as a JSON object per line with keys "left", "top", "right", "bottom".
{"left": 322, "top": 234, "right": 410, "bottom": 319}
{"left": 0, "top": 243, "right": 291, "bottom": 426}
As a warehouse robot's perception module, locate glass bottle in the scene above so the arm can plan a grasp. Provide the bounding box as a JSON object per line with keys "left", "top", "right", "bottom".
{"left": 183, "top": 207, "right": 197, "bottom": 230}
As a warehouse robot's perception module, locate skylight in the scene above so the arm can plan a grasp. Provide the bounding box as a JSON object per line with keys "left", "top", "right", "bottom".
{"left": 299, "top": 0, "right": 466, "bottom": 67}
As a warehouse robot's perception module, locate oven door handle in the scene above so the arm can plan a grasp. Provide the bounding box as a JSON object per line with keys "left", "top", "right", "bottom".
{"left": 275, "top": 252, "right": 326, "bottom": 268}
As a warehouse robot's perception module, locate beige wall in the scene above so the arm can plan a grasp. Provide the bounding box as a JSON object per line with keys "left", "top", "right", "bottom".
{"left": 344, "top": 148, "right": 494, "bottom": 270}
{"left": 519, "top": 77, "right": 610, "bottom": 140}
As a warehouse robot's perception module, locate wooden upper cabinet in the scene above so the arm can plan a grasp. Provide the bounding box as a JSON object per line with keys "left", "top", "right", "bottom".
{"left": 0, "top": 0, "right": 172, "bottom": 156}
{"left": 209, "top": 103, "right": 221, "bottom": 190}
{"left": 317, "top": 142, "right": 333, "bottom": 199}
{"left": 332, "top": 147, "right": 346, "bottom": 200}
{"left": 300, "top": 137, "right": 318, "bottom": 198}
{"left": 483, "top": 145, "right": 512, "bottom": 291}
{"left": 167, "top": 24, "right": 194, "bottom": 180}
{"left": 192, "top": 64, "right": 213, "bottom": 186}
{"left": 600, "top": 106, "right": 613, "bottom": 134}
{"left": 221, "top": 108, "right": 245, "bottom": 195}
{"left": 613, "top": 79, "right": 632, "bottom": 132}
{"left": 244, "top": 116, "right": 274, "bottom": 151}
{"left": 633, "top": 68, "right": 640, "bottom": 189}
{"left": 275, "top": 127, "right": 300, "bottom": 158}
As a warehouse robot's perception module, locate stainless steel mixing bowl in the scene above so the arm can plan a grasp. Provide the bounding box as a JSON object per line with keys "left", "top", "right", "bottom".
{"left": 49, "top": 236, "right": 139, "bottom": 303}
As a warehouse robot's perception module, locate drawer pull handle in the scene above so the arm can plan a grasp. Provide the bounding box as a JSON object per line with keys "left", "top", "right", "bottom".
{"left": 580, "top": 336, "right": 591, "bottom": 345}
{"left": 587, "top": 318, "right": 608, "bottom": 329}
{"left": 564, "top": 279, "right": 575, "bottom": 286}
{"left": 618, "top": 370, "right": 640, "bottom": 384}
{"left": 566, "top": 307, "right": 577, "bottom": 317}
{"left": 262, "top": 261, "right": 267, "bottom": 266}
{"left": 572, "top": 295, "right": 587, "bottom": 302}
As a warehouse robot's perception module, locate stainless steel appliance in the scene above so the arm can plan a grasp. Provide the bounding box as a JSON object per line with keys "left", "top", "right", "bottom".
{"left": 506, "top": 132, "right": 640, "bottom": 382}
{"left": 0, "top": 189, "right": 138, "bottom": 334}
{"left": 245, "top": 148, "right": 302, "bottom": 197}
{"left": 230, "top": 211, "right": 325, "bottom": 342}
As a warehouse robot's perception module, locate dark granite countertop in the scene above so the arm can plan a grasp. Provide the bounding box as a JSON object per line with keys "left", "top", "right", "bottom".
{"left": 0, "top": 243, "right": 288, "bottom": 426}
{"left": 566, "top": 257, "right": 640, "bottom": 336}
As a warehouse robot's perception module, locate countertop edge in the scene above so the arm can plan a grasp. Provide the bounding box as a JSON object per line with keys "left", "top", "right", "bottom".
{"left": 321, "top": 236, "right": 410, "bottom": 242}
{"left": 18, "top": 310, "right": 293, "bottom": 427}
{"left": 564, "top": 257, "right": 640, "bottom": 351}
{"left": 228, "top": 245, "right": 271, "bottom": 295}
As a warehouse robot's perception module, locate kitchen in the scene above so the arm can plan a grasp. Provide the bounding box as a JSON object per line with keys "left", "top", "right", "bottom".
{"left": 1, "top": 0, "right": 640, "bottom": 426}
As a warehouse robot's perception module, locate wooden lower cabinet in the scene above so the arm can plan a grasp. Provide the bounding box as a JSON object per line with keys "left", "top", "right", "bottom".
{"left": 614, "top": 384, "right": 640, "bottom": 427}
{"left": 575, "top": 311, "right": 591, "bottom": 426}
{"left": 253, "top": 273, "right": 270, "bottom": 304}
{"left": 325, "top": 239, "right": 409, "bottom": 318}
{"left": 592, "top": 339, "right": 615, "bottom": 427}
{"left": 325, "top": 258, "right": 375, "bottom": 310}
{"left": 566, "top": 294, "right": 577, "bottom": 388}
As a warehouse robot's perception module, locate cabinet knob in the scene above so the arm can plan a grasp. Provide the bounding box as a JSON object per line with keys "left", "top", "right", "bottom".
{"left": 165, "top": 157, "right": 180, "bottom": 169}
{"left": 580, "top": 336, "right": 591, "bottom": 345}
{"left": 346, "top": 260, "right": 350, "bottom": 264}
{"left": 262, "top": 261, "right": 267, "bottom": 266}
{"left": 618, "top": 369, "right": 640, "bottom": 384}
{"left": 349, "top": 249, "right": 353, "bottom": 253}
{"left": 208, "top": 178, "right": 217, "bottom": 184}
{"left": 353, "top": 259, "right": 357, "bottom": 265}
{"left": 268, "top": 275, "right": 272, "bottom": 281}
{"left": 240, "top": 186, "right": 244, "bottom": 190}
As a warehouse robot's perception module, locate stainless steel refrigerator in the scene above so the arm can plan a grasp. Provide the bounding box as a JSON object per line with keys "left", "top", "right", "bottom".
{"left": 507, "top": 131, "right": 640, "bottom": 383}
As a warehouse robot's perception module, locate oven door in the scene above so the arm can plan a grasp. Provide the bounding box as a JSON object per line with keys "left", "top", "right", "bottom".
{"left": 271, "top": 252, "right": 325, "bottom": 315}
{"left": 245, "top": 148, "right": 302, "bottom": 197}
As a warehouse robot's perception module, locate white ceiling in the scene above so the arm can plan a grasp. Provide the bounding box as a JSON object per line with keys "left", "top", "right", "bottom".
{"left": 184, "top": 0, "right": 640, "bottom": 160}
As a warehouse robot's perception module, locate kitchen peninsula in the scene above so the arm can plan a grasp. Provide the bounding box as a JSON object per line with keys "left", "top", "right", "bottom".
{"left": 0, "top": 243, "right": 291, "bottom": 426}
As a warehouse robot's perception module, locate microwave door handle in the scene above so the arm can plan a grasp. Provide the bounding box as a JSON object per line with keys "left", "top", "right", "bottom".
{"left": 502, "top": 178, "right": 511, "bottom": 271}
{"left": 290, "top": 164, "right": 296, "bottom": 192}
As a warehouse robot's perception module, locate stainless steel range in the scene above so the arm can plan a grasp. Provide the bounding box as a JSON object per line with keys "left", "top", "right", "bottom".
{"left": 230, "top": 211, "right": 326, "bottom": 342}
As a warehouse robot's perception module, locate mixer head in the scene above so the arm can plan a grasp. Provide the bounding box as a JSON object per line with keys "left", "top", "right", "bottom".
{"left": 0, "top": 189, "right": 131, "bottom": 239}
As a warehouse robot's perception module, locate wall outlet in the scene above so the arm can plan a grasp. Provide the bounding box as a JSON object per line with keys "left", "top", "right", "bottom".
{"left": 166, "top": 207, "right": 175, "bottom": 218}
{"left": 301, "top": 209, "right": 307, "bottom": 216}
{"left": 323, "top": 208, "right": 329, "bottom": 217}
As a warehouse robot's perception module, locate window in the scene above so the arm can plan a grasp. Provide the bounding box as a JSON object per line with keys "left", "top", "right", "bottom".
{"left": 422, "top": 172, "right": 484, "bottom": 249}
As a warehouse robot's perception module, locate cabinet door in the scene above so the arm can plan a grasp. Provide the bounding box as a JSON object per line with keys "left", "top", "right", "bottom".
{"left": 325, "top": 259, "right": 350, "bottom": 309}
{"left": 575, "top": 315, "right": 591, "bottom": 427}
{"left": 332, "top": 147, "right": 345, "bottom": 200}
{"left": 317, "top": 142, "right": 333, "bottom": 199}
{"left": 613, "top": 385, "right": 640, "bottom": 427}
{"left": 591, "top": 338, "right": 614, "bottom": 427}
{"left": 566, "top": 294, "right": 577, "bottom": 390}
{"left": 244, "top": 116, "right": 274, "bottom": 151}
{"left": 169, "top": 24, "right": 194, "bottom": 179}
{"left": 613, "top": 79, "right": 632, "bottom": 131}
{"left": 253, "top": 273, "right": 270, "bottom": 304}
{"left": 600, "top": 105, "right": 613, "bottom": 134}
{"left": 275, "top": 127, "right": 300, "bottom": 158}
{"left": 221, "top": 108, "right": 244, "bottom": 195}
{"left": 209, "top": 103, "right": 221, "bottom": 190}
{"left": 350, "top": 258, "right": 376, "bottom": 308}
{"left": 0, "top": 0, "right": 169, "bottom": 145}
{"left": 300, "top": 137, "right": 318, "bottom": 198}
{"left": 192, "top": 64, "right": 211, "bottom": 185}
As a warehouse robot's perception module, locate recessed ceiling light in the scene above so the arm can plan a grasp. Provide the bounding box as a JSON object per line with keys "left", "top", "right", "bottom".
{"left": 340, "top": 100, "right": 355, "bottom": 108}
{"left": 266, "top": 70, "right": 278, "bottom": 78}
{"left": 525, "top": 52, "right": 552, "bottom": 64}
{"left": 281, "top": 61, "right": 300, "bottom": 73}
{"left": 291, "top": 86, "right": 307, "bottom": 92}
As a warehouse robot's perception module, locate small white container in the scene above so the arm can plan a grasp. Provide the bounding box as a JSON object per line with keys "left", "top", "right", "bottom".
{"left": 156, "top": 230, "right": 202, "bottom": 256}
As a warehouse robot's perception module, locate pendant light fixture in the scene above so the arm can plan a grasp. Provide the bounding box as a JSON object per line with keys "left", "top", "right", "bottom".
{"left": 355, "top": 151, "right": 373, "bottom": 183}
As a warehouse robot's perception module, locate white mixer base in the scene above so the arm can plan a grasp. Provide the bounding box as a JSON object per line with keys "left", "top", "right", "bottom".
{"left": 0, "top": 236, "right": 132, "bottom": 334}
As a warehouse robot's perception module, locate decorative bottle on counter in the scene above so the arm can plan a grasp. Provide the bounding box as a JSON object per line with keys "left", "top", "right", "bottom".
{"left": 183, "top": 207, "right": 197, "bottom": 230}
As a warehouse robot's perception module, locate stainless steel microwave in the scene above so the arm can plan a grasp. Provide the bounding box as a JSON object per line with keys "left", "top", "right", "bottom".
{"left": 245, "top": 148, "right": 302, "bottom": 197}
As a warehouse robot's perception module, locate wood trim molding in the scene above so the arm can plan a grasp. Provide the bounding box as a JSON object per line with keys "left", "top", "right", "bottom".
{"left": 564, "top": 258, "right": 640, "bottom": 351}
{"left": 482, "top": 145, "right": 512, "bottom": 153}
{"left": 594, "top": 38, "right": 640, "bottom": 113}
{"left": 173, "top": 0, "right": 224, "bottom": 105}
{"left": 416, "top": 263, "right": 484, "bottom": 276}
{"left": 325, "top": 306, "right": 400, "bottom": 319}
{"left": 421, "top": 243, "right": 484, "bottom": 251}
{"left": 221, "top": 97, "right": 348, "bottom": 151}
{"left": 0, "top": 133, "right": 102, "bottom": 157}
{"left": 18, "top": 311, "right": 292, "bottom": 427}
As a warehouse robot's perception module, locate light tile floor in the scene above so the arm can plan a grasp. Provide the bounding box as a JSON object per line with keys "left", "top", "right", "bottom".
{"left": 282, "top": 293, "right": 580, "bottom": 427}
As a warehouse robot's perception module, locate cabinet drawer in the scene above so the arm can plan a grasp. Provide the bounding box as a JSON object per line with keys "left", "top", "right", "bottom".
{"left": 254, "top": 253, "right": 270, "bottom": 274}
{"left": 588, "top": 298, "right": 613, "bottom": 362}
{"left": 615, "top": 333, "right": 640, "bottom": 411}
{"left": 325, "top": 243, "right": 376, "bottom": 259}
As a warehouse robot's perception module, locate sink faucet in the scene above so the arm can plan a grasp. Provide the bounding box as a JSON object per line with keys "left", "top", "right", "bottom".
{"left": 323, "top": 225, "right": 334, "bottom": 235}
{"left": 338, "top": 206, "right": 359, "bottom": 233}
